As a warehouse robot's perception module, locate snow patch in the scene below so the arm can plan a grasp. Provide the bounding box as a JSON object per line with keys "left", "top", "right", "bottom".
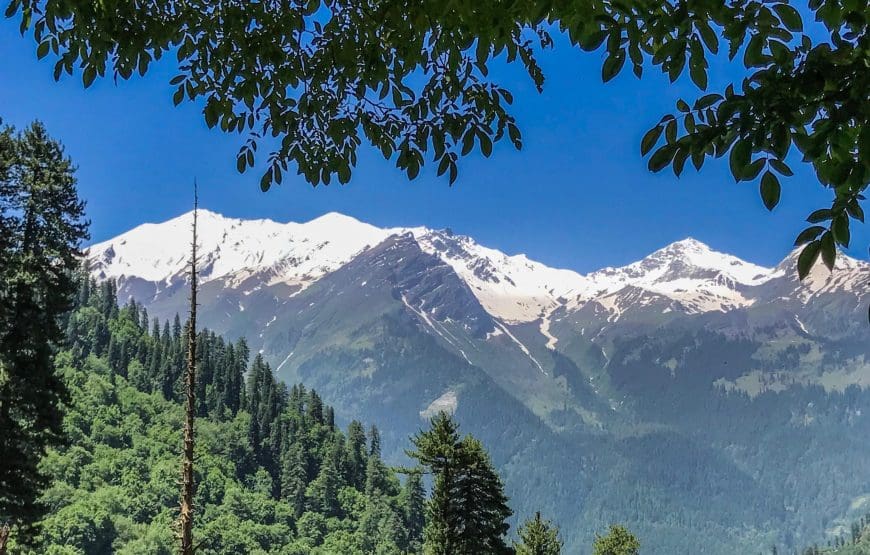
{"left": 420, "top": 390, "right": 458, "bottom": 419}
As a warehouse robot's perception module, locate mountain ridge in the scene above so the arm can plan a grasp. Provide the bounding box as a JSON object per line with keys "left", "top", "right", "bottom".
{"left": 86, "top": 209, "right": 869, "bottom": 327}
{"left": 82, "top": 209, "right": 870, "bottom": 554}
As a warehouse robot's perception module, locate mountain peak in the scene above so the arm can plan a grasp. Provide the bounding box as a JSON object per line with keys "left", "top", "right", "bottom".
{"left": 305, "top": 211, "right": 366, "bottom": 227}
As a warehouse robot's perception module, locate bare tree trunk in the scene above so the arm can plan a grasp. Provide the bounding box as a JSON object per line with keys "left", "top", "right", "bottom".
{"left": 178, "top": 186, "right": 198, "bottom": 555}
{"left": 0, "top": 522, "right": 10, "bottom": 555}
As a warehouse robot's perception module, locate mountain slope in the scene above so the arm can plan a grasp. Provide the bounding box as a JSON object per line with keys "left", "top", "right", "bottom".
{"left": 85, "top": 210, "right": 870, "bottom": 554}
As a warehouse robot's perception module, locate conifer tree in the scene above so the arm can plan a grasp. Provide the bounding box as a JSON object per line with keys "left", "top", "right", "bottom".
{"left": 454, "top": 436, "right": 512, "bottom": 554}
{"left": 280, "top": 443, "right": 307, "bottom": 518}
{"left": 408, "top": 412, "right": 512, "bottom": 555}
{"left": 346, "top": 421, "right": 368, "bottom": 489}
{"left": 0, "top": 121, "right": 88, "bottom": 552}
{"left": 515, "top": 512, "right": 563, "bottom": 555}
{"left": 401, "top": 470, "right": 426, "bottom": 552}
{"left": 592, "top": 525, "right": 640, "bottom": 555}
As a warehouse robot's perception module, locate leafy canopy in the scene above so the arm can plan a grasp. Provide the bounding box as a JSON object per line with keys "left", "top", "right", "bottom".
{"left": 6, "top": 0, "right": 868, "bottom": 274}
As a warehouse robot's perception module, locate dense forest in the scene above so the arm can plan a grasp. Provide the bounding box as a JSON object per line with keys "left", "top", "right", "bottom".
{"left": 5, "top": 271, "right": 605, "bottom": 554}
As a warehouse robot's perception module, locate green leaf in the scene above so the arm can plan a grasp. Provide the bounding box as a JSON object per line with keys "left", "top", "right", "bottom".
{"left": 641, "top": 126, "right": 663, "bottom": 156}
{"left": 4, "top": 1, "right": 19, "bottom": 18}
{"left": 694, "top": 94, "right": 722, "bottom": 110}
{"left": 806, "top": 209, "right": 832, "bottom": 223}
{"left": 743, "top": 35, "right": 765, "bottom": 67}
{"left": 696, "top": 21, "right": 719, "bottom": 54}
{"left": 173, "top": 86, "right": 185, "bottom": 106}
{"left": 846, "top": 201, "right": 864, "bottom": 223}
{"left": 773, "top": 4, "right": 803, "bottom": 31}
{"left": 797, "top": 241, "right": 821, "bottom": 280}
{"left": 832, "top": 214, "right": 850, "bottom": 246}
{"left": 729, "top": 139, "right": 751, "bottom": 181}
{"left": 820, "top": 232, "right": 836, "bottom": 271}
{"left": 648, "top": 145, "right": 676, "bottom": 172}
{"left": 760, "top": 171, "right": 780, "bottom": 210}
{"left": 743, "top": 159, "right": 765, "bottom": 181}
{"left": 260, "top": 169, "right": 272, "bottom": 192}
{"left": 794, "top": 226, "right": 826, "bottom": 246}
{"left": 677, "top": 100, "right": 690, "bottom": 113}
{"left": 437, "top": 155, "right": 450, "bottom": 177}
{"left": 480, "top": 133, "right": 493, "bottom": 157}
{"left": 236, "top": 153, "right": 246, "bottom": 173}
{"left": 665, "top": 119, "right": 677, "bottom": 143}
{"left": 461, "top": 130, "right": 475, "bottom": 156}
{"left": 36, "top": 41, "right": 49, "bottom": 60}
{"left": 507, "top": 123, "right": 521, "bottom": 149}
{"left": 689, "top": 62, "right": 707, "bottom": 90}
{"left": 769, "top": 159, "right": 793, "bottom": 177}
{"left": 602, "top": 51, "right": 626, "bottom": 82}
{"left": 82, "top": 65, "right": 96, "bottom": 88}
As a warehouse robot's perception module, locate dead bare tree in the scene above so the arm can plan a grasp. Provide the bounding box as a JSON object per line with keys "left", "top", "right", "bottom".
{"left": 178, "top": 184, "right": 198, "bottom": 554}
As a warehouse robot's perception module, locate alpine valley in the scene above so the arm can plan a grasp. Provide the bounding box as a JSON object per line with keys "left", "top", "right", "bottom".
{"left": 87, "top": 210, "right": 870, "bottom": 554}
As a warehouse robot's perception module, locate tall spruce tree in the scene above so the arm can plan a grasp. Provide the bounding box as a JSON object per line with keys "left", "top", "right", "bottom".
{"left": 515, "top": 512, "right": 563, "bottom": 555}
{"left": 0, "top": 121, "right": 88, "bottom": 552}
{"left": 408, "top": 412, "right": 512, "bottom": 555}
{"left": 401, "top": 470, "right": 426, "bottom": 553}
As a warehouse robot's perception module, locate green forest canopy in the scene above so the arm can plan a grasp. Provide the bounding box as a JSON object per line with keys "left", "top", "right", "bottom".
{"left": 13, "top": 271, "right": 603, "bottom": 554}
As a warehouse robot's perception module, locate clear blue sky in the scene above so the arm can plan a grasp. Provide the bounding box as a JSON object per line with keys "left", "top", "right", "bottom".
{"left": 1, "top": 18, "right": 865, "bottom": 273}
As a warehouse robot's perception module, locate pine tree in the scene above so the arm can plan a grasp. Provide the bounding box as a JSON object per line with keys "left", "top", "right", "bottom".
{"left": 454, "top": 436, "right": 512, "bottom": 554}
{"left": 346, "top": 420, "right": 368, "bottom": 489}
{"left": 592, "top": 525, "right": 640, "bottom": 555}
{"left": 0, "top": 121, "right": 88, "bottom": 551}
{"left": 280, "top": 443, "right": 307, "bottom": 518}
{"left": 515, "top": 512, "right": 563, "bottom": 555}
{"left": 408, "top": 412, "right": 462, "bottom": 555}
{"left": 408, "top": 412, "right": 512, "bottom": 555}
{"left": 401, "top": 470, "right": 426, "bottom": 552}
{"left": 306, "top": 442, "right": 341, "bottom": 517}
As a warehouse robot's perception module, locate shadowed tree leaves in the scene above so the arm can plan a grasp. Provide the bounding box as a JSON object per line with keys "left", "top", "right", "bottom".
{"left": 7, "top": 1, "right": 867, "bottom": 278}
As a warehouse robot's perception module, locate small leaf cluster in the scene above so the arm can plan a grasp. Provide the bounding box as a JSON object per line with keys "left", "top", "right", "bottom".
{"left": 634, "top": 0, "right": 868, "bottom": 278}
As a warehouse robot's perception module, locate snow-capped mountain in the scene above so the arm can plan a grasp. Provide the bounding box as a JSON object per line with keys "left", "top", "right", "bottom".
{"left": 83, "top": 210, "right": 870, "bottom": 555}
{"left": 87, "top": 210, "right": 864, "bottom": 326}
{"left": 87, "top": 209, "right": 868, "bottom": 328}
{"left": 88, "top": 210, "right": 401, "bottom": 292}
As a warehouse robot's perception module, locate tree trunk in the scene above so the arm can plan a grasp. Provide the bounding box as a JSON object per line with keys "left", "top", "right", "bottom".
{"left": 178, "top": 188, "right": 198, "bottom": 555}
{"left": 0, "top": 522, "right": 10, "bottom": 555}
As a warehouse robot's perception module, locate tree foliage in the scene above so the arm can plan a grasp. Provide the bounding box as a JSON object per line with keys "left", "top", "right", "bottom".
{"left": 408, "top": 412, "right": 513, "bottom": 555}
{"left": 7, "top": 0, "right": 867, "bottom": 275}
{"left": 592, "top": 524, "right": 641, "bottom": 555}
{"left": 0, "top": 120, "right": 88, "bottom": 547}
{"left": 515, "top": 511, "right": 563, "bottom": 555}
{"left": 13, "top": 276, "right": 429, "bottom": 553}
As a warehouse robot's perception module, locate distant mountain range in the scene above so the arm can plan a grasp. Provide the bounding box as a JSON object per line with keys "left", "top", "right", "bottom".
{"left": 86, "top": 210, "right": 870, "bottom": 554}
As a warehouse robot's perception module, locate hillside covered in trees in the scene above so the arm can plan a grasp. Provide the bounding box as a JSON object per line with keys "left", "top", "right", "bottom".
{"left": 10, "top": 271, "right": 591, "bottom": 554}
{"left": 30, "top": 274, "right": 424, "bottom": 553}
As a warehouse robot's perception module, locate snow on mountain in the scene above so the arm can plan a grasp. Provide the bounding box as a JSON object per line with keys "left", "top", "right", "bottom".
{"left": 413, "top": 230, "right": 588, "bottom": 322}
{"left": 574, "top": 238, "right": 775, "bottom": 314}
{"left": 86, "top": 210, "right": 866, "bottom": 327}
{"left": 87, "top": 210, "right": 399, "bottom": 291}
{"left": 754, "top": 245, "right": 870, "bottom": 306}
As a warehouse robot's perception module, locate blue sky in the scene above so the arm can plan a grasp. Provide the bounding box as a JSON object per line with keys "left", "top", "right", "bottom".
{"left": 1, "top": 19, "right": 865, "bottom": 273}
